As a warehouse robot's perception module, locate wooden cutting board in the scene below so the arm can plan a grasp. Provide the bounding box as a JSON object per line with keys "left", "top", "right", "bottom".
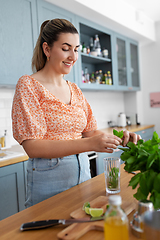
{"left": 57, "top": 195, "right": 135, "bottom": 240}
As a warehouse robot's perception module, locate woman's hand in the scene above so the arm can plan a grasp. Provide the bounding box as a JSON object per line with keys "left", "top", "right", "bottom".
{"left": 122, "top": 130, "right": 141, "bottom": 146}
{"left": 89, "top": 132, "right": 122, "bottom": 153}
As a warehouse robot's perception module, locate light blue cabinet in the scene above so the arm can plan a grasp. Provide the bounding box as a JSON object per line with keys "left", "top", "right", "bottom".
{"left": 36, "top": 0, "right": 77, "bottom": 83}
{"left": 0, "top": 162, "right": 26, "bottom": 220}
{"left": 0, "top": 0, "right": 141, "bottom": 91}
{"left": 113, "top": 33, "right": 140, "bottom": 91}
{"left": 134, "top": 127, "right": 154, "bottom": 141}
{"left": 74, "top": 16, "right": 116, "bottom": 90}
{"left": 0, "top": 0, "right": 38, "bottom": 86}
{"left": 96, "top": 149, "right": 124, "bottom": 175}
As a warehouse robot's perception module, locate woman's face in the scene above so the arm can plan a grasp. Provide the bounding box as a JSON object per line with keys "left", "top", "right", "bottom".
{"left": 47, "top": 33, "right": 80, "bottom": 75}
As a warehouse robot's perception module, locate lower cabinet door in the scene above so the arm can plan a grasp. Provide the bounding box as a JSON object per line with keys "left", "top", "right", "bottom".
{"left": 96, "top": 149, "right": 123, "bottom": 175}
{"left": 0, "top": 162, "right": 25, "bottom": 220}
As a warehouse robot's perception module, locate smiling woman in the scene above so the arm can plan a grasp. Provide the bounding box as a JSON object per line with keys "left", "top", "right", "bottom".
{"left": 12, "top": 18, "right": 140, "bottom": 208}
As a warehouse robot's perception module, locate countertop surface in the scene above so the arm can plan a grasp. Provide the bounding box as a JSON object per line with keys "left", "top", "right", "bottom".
{"left": 100, "top": 124, "right": 155, "bottom": 135}
{"left": 0, "top": 124, "right": 155, "bottom": 168}
{"left": 0, "top": 145, "right": 28, "bottom": 168}
{"left": 0, "top": 164, "right": 138, "bottom": 240}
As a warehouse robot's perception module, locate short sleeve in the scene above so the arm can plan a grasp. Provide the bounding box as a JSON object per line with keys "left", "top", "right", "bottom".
{"left": 12, "top": 76, "right": 47, "bottom": 144}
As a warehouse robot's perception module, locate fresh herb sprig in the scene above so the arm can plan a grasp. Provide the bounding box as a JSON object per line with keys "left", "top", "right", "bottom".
{"left": 119, "top": 131, "right": 160, "bottom": 209}
{"left": 113, "top": 129, "right": 124, "bottom": 139}
{"left": 108, "top": 167, "right": 119, "bottom": 189}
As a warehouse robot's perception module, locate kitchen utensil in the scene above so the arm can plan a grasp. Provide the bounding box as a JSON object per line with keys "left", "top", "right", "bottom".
{"left": 20, "top": 217, "right": 104, "bottom": 231}
{"left": 126, "top": 116, "right": 131, "bottom": 126}
{"left": 130, "top": 200, "right": 154, "bottom": 238}
{"left": 142, "top": 211, "right": 160, "bottom": 239}
{"left": 57, "top": 196, "right": 135, "bottom": 240}
{"left": 117, "top": 113, "right": 126, "bottom": 127}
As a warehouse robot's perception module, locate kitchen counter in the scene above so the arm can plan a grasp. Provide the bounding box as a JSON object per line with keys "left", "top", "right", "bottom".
{"left": 0, "top": 124, "right": 154, "bottom": 168}
{"left": 100, "top": 124, "right": 155, "bottom": 135}
{"left": 0, "top": 145, "right": 28, "bottom": 168}
{"left": 0, "top": 164, "right": 138, "bottom": 240}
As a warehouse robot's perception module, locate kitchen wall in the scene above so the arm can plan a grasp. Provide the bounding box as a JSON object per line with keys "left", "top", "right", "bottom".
{"left": 0, "top": 88, "right": 17, "bottom": 147}
{"left": 83, "top": 91, "right": 125, "bottom": 129}
{"left": 138, "top": 21, "right": 160, "bottom": 136}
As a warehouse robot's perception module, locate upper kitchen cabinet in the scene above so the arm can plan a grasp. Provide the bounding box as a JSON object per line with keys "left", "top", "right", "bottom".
{"left": 113, "top": 33, "right": 140, "bottom": 91}
{"left": 36, "top": 0, "right": 76, "bottom": 83}
{"left": 0, "top": 0, "right": 38, "bottom": 86}
{"left": 75, "top": 16, "right": 116, "bottom": 90}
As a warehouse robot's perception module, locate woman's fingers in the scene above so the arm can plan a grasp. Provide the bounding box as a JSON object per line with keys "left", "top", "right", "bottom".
{"left": 101, "top": 134, "right": 122, "bottom": 151}
{"left": 122, "top": 130, "right": 141, "bottom": 146}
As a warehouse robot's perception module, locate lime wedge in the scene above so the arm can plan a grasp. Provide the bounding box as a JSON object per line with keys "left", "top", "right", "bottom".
{"left": 89, "top": 208, "right": 104, "bottom": 217}
{"left": 82, "top": 201, "right": 90, "bottom": 210}
{"left": 84, "top": 207, "right": 90, "bottom": 214}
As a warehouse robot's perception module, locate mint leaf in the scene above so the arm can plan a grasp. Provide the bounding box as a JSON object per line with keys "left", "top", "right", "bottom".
{"left": 126, "top": 156, "right": 136, "bottom": 164}
{"left": 129, "top": 173, "right": 141, "bottom": 189}
{"left": 113, "top": 129, "right": 124, "bottom": 138}
{"left": 139, "top": 173, "right": 149, "bottom": 197}
{"left": 147, "top": 170, "right": 157, "bottom": 192}
{"left": 146, "top": 153, "right": 157, "bottom": 169}
{"left": 153, "top": 173, "right": 160, "bottom": 193}
{"left": 134, "top": 187, "right": 146, "bottom": 201}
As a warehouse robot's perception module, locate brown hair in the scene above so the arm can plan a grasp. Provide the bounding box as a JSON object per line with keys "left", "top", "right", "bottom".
{"left": 32, "top": 19, "right": 78, "bottom": 72}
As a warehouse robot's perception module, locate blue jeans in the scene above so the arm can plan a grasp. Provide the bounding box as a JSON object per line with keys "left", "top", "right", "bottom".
{"left": 25, "top": 153, "right": 91, "bottom": 208}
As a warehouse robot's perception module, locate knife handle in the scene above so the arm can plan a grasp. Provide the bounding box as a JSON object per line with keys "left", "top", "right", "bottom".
{"left": 20, "top": 220, "right": 59, "bottom": 231}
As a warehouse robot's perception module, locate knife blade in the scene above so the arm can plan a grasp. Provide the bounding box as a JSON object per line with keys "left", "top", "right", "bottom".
{"left": 20, "top": 216, "right": 104, "bottom": 231}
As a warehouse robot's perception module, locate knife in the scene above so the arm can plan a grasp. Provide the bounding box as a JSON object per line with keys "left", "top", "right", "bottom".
{"left": 20, "top": 216, "right": 104, "bottom": 231}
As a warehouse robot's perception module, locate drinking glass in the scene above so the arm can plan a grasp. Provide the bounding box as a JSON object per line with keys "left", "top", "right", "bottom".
{"left": 104, "top": 157, "right": 121, "bottom": 194}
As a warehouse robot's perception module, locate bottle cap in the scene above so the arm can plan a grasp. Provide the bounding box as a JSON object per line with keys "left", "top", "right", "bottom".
{"left": 109, "top": 195, "right": 122, "bottom": 205}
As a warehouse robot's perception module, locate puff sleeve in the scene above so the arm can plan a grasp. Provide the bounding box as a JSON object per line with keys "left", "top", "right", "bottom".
{"left": 12, "top": 76, "right": 47, "bottom": 144}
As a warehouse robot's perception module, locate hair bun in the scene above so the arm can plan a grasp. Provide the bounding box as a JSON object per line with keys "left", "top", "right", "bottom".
{"left": 40, "top": 20, "right": 50, "bottom": 33}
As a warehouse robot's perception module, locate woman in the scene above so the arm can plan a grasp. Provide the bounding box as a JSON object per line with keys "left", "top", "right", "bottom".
{"left": 12, "top": 19, "right": 140, "bottom": 207}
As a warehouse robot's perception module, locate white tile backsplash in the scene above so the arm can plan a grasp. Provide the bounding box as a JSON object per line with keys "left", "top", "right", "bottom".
{"left": 0, "top": 88, "right": 17, "bottom": 146}
{"left": 82, "top": 90, "right": 125, "bottom": 129}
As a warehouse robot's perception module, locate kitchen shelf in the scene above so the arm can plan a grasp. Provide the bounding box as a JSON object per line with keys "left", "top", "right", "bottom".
{"left": 75, "top": 17, "right": 115, "bottom": 90}
{"left": 81, "top": 53, "right": 111, "bottom": 64}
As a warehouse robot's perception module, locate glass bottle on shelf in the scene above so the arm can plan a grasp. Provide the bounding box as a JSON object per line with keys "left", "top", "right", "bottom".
{"left": 87, "top": 46, "right": 90, "bottom": 54}
{"left": 82, "top": 70, "right": 85, "bottom": 83}
{"left": 84, "top": 67, "right": 90, "bottom": 83}
{"left": 90, "top": 72, "right": 95, "bottom": 83}
{"left": 107, "top": 71, "right": 112, "bottom": 85}
{"left": 99, "top": 70, "right": 103, "bottom": 84}
{"left": 102, "top": 74, "right": 106, "bottom": 84}
{"left": 82, "top": 42, "right": 87, "bottom": 54}
{"left": 94, "top": 34, "right": 101, "bottom": 57}
{"left": 90, "top": 37, "right": 94, "bottom": 52}
{"left": 95, "top": 70, "right": 100, "bottom": 84}
{"left": 104, "top": 195, "right": 129, "bottom": 240}
{"left": 104, "top": 73, "right": 108, "bottom": 84}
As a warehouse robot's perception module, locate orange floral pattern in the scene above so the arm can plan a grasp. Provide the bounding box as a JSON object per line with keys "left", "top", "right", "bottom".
{"left": 12, "top": 75, "right": 97, "bottom": 144}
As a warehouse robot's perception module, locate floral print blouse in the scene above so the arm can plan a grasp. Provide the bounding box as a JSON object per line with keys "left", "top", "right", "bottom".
{"left": 12, "top": 75, "right": 97, "bottom": 144}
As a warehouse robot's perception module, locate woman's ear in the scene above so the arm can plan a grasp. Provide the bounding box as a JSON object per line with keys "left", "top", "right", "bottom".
{"left": 42, "top": 42, "right": 50, "bottom": 58}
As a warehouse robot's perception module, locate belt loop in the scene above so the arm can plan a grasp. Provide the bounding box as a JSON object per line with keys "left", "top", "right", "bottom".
{"left": 76, "top": 154, "right": 81, "bottom": 184}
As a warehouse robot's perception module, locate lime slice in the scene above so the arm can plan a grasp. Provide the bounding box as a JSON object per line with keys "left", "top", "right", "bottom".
{"left": 89, "top": 208, "right": 104, "bottom": 217}
{"left": 82, "top": 201, "right": 90, "bottom": 210}
{"left": 84, "top": 207, "right": 90, "bottom": 214}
